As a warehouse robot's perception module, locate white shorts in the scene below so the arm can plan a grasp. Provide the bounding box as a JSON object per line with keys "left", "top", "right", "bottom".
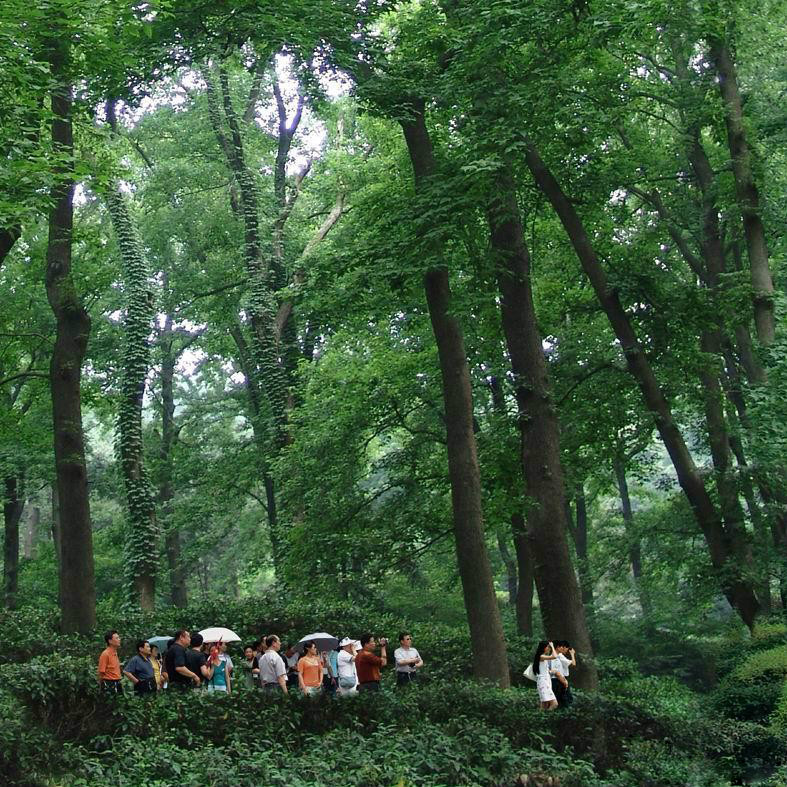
{"left": 537, "top": 676, "right": 556, "bottom": 703}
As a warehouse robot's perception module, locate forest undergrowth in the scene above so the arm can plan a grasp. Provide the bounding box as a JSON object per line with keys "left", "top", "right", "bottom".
{"left": 2, "top": 597, "right": 786, "bottom": 787}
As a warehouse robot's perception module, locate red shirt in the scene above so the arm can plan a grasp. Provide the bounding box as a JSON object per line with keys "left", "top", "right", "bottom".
{"left": 355, "top": 649, "right": 383, "bottom": 683}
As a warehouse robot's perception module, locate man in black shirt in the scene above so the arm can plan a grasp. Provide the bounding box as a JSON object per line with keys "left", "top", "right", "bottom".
{"left": 164, "top": 630, "right": 200, "bottom": 689}
{"left": 185, "top": 632, "right": 213, "bottom": 687}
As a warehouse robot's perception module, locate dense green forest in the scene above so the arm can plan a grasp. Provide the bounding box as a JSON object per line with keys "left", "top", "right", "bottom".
{"left": 2, "top": 0, "right": 787, "bottom": 785}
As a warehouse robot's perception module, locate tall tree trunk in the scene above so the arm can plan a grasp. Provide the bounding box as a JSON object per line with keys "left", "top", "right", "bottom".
{"left": 23, "top": 504, "right": 40, "bottom": 560}
{"left": 0, "top": 227, "right": 21, "bottom": 269}
{"left": 400, "top": 101, "right": 509, "bottom": 687}
{"left": 572, "top": 489, "right": 594, "bottom": 613}
{"left": 613, "top": 454, "right": 650, "bottom": 617}
{"left": 106, "top": 186, "right": 158, "bottom": 610}
{"left": 159, "top": 316, "right": 187, "bottom": 607}
{"left": 45, "top": 39, "right": 96, "bottom": 633}
{"left": 525, "top": 142, "right": 760, "bottom": 629}
{"left": 229, "top": 324, "right": 284, "bottom": 574}
{"left": 708, "top": 37, "right": 775, "bottom": 345}
{"left": 3, "top": 476, "right": 24, "bottom": 609}
{"left": 512, "top": 514, "right": 534, "bottom": 636}
{"left": 488, "top": 168, "right": 596, "bottom": 688}
{"left": 205, "top": 67, "right": 289, "bottom": 448}
{"left": 496, "top": 529, "right": 518, "bottom": 605}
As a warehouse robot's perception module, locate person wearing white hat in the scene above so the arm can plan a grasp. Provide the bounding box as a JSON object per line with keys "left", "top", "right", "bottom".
{"left": 336, "top": 637, "right": 358, "bottom": 695}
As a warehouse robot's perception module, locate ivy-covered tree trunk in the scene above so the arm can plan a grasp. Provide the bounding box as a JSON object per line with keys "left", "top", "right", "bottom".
{"left": 487, "top": 168, "right": 597, "bottom": 688}
{"left": 3, "top": 475, "right": 24, "bottom": 609}
{"left": 400, "top": 101, "right": 509, "bottom": 687}
{"left": 45, "top": 39, "right": 96, "bottom": 633}
{"left": 205, "top": 67, "right": 289, "bottom": 447}
{"left": 525, "top": 142, "right": 761, "bottom": 630}
{"left": 106, "top": 187, "right": 157, "bottom": 610}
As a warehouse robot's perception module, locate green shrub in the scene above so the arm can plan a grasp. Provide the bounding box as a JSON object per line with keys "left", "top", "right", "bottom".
{"left": 712, "top": 644, "right": 787, "bottom": 721}
{"left": 605, "top": 740, "right": 730, "bottom": 787}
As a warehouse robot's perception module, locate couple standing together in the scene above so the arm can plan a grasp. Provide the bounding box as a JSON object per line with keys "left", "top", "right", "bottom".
{"left": 532, "top": 640, "right": 575, "bottom": 710}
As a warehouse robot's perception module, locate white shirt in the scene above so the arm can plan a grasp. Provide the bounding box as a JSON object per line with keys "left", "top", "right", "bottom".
{"left": 551, "top": 653, "right": 571, "bottom": 678}
{"left": 537, "top": 658, "right": 553, "bottom": 681}
{"left": 394, "top": 646, "right": 421, "bottom": 673}
{"left": 337, "top": 649, "right": 357, "bottom": 681}
{"left": 259, "top": 650, "right": 286, "bottom": 685}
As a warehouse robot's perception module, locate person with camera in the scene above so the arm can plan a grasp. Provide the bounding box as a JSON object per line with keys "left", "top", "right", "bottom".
{"left": 355, "top": 633, "right": 387, "bottom": 692}
{"left": 336, "top": 638, "right": 358, "bottom": 695}
{"left": 123, "top": 640, "right": 157, "bottom": 695}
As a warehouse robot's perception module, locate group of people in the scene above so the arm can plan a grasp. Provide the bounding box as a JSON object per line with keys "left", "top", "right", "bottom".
{"left": 97, "top": 629, "right": 424, "bottom": 697}
{"left": 531, "top": 640, "right": 576, "bottom": 710}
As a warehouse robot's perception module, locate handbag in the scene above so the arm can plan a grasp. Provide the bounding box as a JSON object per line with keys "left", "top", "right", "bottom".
{"left": 338, "top": 675, "right": 356, "bottom": 689}
{"left": 523, "top": 663, "right": 537, "bottom": 682}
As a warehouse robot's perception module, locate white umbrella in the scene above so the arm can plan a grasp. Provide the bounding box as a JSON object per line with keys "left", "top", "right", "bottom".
{"left": 297, "top": 632, "right": 339, "bottom": 654}
{"left": 199, "top": 626, "right": 241, "bottom": 643}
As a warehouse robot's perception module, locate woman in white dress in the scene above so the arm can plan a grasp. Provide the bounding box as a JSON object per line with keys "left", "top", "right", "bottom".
{"left": 531, "top": 640, "right": 559, "bottom": 710}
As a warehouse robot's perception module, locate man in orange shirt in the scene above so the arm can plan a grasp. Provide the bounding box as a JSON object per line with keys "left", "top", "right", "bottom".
{"left": 98, "top": 630, "right": 123, "bottom": 693}
{"left": 355, "top": 633, "right": 387, "bottom": 692}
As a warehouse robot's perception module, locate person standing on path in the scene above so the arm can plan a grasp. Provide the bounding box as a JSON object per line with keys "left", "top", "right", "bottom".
{"left": 123, "top": 640, "right": 157, "bottom": 694}
{"left": 552, "top": 640, "right": 576, "bottom": 707}
{"left": 532, "top": 640, "right": 559, "bottom": 710}
{"left": 393, "top": 632, "right": 423, "bottom": 687}
{"left": 185, "top": 633, "right": 213, "bottom": 688}
{"left": 149, "top": 644, "right": 167, "bottom": 689}
{"left": 240, "top": 644, "right": 259, "bottom": 689}
{"left": 259, "top": 635, "right": 288, "bottom": 693}
{"left": 297, "top": 641, "right": 323, "bottom": 696}
{"left": 164, "top": 630, "right": 201, "bottom": 689}
{"left": 336, "top": 638, "right": 358, "bottom": 695}
{"left": 355, "top": 634, "right": 387, "bottom": 692}
{"left": 98, "top": 630, "right": 123, "bottom": 694}
{"left": 282, "top": 643, "right": 300, "bottom": 690}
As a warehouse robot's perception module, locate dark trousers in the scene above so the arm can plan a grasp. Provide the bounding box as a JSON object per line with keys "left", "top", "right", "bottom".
{"left": 102, "top": 679, "right": 123, "bottom": 694}
{"left": 396, "top": 671, "right": 417, "bottom": 687}
{"left": 357, "top": 681, "right": 380, "bottom": 693}
{"left": 134, "top": 678, "right": 156, "bottom": 695}
{"left": 323, "top": 675, "right": 336, "bottom": 696}
{"left": 551, "top": 678, "right": 572, "bottom": 707}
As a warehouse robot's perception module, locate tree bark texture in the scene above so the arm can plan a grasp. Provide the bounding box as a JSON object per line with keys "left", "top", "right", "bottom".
{"left": 401, "top": 102, "right": 509, "bottom": 687}
{"left": 0, "top": 227, "right": 21, "bottom": 269}
{"left": 3, "top": 476, "right": 24, "bottom": 609}
{"left": 525, "top": 142, "right": 761, "bottom": 629}
{"left": 45, "top": 40, "right": 96, "bottom": 633}
{"left": 613, "top": 455, "right": 650, "bottom": 617}
{"left": 106, "top": 187, "right": 158, "bottom": 610}
{"left": 496, "top": 529, "right": 518, "bottom": 605}
{"left": 512, "top": 514, "right": 534, "bottom": 636}
{"left": 487, "top": 169, "right": 597, "bottom": 688}
{"left": 23, "top": 504, "right": 40, "bottom": 560}
{"left": 572, "top": 489, "right": 594, "bottom": 614}
{"left": 709, "top": 37, "right": 775, "bottom": 345}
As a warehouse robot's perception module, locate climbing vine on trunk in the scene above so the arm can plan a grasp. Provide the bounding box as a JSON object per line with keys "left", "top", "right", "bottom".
{"left": 105, "top": 186, "right": 158, "bottom": 610}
